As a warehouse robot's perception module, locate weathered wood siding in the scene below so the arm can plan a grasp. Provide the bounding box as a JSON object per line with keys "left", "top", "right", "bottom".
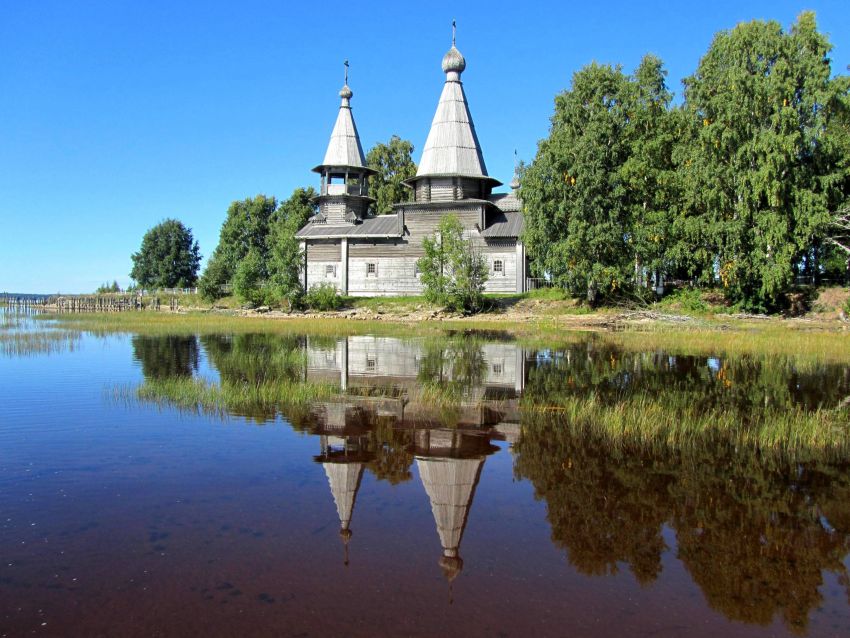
{"left": 348, "top": 256, "right": 422, "bottom": 296}
{"left": 404, "top": 207, "right": 483, "bottom": 237}
{"left": 302, "top": 227, "right": 524, "bottom": 295}
{"left": 482, "top": 250, "right": 518, "bottom": 293}
{"left": 306, "top": 336, "right": 523, "bottom": 390}
{"left": 306, "top": 260, "right": 342, "bottom": 290}
{"left": 306, "top": 241, "right": 342, "bottom": 261}
{"left": 349, "top": 240, "right": 424, "bottom": 258}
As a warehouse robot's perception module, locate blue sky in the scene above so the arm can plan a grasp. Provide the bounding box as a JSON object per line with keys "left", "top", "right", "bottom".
{"left": 1, "top": 0, "right": 848, "bottom": 293}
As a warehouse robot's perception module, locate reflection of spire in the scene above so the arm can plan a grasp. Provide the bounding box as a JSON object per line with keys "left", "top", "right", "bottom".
{"left": 416, "top": 454, "right": 485, "bottom": 588}
{"left": 323, "top": 461, "right": 364, "bottom": 566}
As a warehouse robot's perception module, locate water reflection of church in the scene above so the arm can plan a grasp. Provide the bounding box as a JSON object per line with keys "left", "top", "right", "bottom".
{"left": 307, "top": 336, "right": 527, "bottom": 584}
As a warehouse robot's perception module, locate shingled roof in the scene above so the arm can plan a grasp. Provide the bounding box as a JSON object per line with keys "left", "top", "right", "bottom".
{"left": 482, "top": 211, "right": 524, "bottom": 238}
{"left": 416, "top": 43, "right": 488, "bottom": 179}
{"left": 489, "top": 192, "right": 521, "bottom": 213}
{"left": 317, "top": 82, "right": 367, "bottom": 170}
{"left": 296, "top": 214, "right": 401, "bottom": 239}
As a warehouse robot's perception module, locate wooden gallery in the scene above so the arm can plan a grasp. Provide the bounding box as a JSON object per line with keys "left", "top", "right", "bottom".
{"left": 296, "top": 37, "right": 528, "bottom": 296}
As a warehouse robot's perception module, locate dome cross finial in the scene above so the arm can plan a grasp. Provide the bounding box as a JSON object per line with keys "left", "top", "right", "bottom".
{"left": 339, "top": 59, "right": 353, "bottom": 101}
{"left": 441, "top": 23, "right": 466, "bottom": 76}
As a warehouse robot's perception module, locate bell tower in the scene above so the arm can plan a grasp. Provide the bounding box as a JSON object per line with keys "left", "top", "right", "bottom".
{"left": 312, "top": 61, "right": 376, "bottom": 225}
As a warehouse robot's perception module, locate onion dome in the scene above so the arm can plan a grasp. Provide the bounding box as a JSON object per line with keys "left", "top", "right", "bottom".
{"left": 441, "top": 46, "right": 466, "bottom": 75}
{"left": 439, "top": 554, "right": 464, "bottom": 583}
{"left": 339, "top": 83, "right": 353, "bottom": 100}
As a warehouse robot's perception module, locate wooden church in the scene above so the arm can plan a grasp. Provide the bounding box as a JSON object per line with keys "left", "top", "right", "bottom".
{"left": 296, "top": 32, "right": 527, "bottom": 296}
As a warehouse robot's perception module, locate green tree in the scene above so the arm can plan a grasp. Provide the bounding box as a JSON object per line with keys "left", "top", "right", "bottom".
{"left": 522, "top": 63, "right": 634, "bottom": 304}
{"left": 417, "top": 214, "right": 487, "bottom": 312}
{"left": 199, "top": 195, "right": 278, "bottom": 300}
{"left": 366, "top": 135, "right": 417, "bottom": 214}
{"left": 130, "top": 218, "right": 201, "bottom": 289}
{"left": 678, "top": 12, "right": 844, "bottom": 310}
{"left": 622, "top": 55, "right": 680, "bottom": 288}
{"left": 267, "top": 187, "right": 317, "bottom": 309}
{"left": 96, "top": 280, "right": 121, "bottom": 294}
{"left": 823, "top": 74, "right": 850, "bottom": 265}
{"left": 232, "top": 247, "right": 266, "bottom": 306}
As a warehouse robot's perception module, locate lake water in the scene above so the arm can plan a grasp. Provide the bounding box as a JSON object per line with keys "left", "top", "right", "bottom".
{"left": 2, "top": 308, "right": 850, "bottom": 637}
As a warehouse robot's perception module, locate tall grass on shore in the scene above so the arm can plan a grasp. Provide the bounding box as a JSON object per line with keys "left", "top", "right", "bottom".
{"left": 40, "top": 308, "right": 850, "bottom": 363}
{"left": 521, "top": 392, "right": 850, "bottom": 463}
{"left": 0, "top": 330, "right": 80, "bottom": 357}
{"left": 119, "top": 376, "right": 339, "bottom": 421}
{"left": 120, "top": 370, "right": 850, "bottom": 463}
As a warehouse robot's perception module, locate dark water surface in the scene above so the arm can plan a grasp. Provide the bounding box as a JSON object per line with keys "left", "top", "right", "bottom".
{"left": 2, "top": 310, "right": 850, "bottom": 637}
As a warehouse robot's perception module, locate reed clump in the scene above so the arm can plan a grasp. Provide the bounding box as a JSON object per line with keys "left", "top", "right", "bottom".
{"left": 0, "top": 330, "right": 80, "bottom": 357}
{"left": 127, "top": 376, "right": 339, "bottom": 419}
{"left": 522, "top": 393, "right": 850, "bottom": 463}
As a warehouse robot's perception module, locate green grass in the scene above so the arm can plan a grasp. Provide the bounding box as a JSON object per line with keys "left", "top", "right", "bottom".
{"left": 122, "top": 368, "right": 850, "bottom": 463}
{"left": 344, "top": 295, "right": 436, "bottom": 312}
{"left": 524, "top": 286, "right": 571, "bottom": 301}
{"left": 37, "top": 306, "right": 850, "bottom": 363}
{"left": 120, "top": 376, "right": 339, "bottom": 421}
{"left": 0, "top": 330, "right": 80, "bottom": 357}
{"left": 522, "top": 392, "right": 850, "bottom": 462}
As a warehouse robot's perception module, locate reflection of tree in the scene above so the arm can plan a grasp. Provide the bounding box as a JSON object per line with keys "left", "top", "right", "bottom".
{"left": 365, "top": 419, "right": 414, "bottom": 485}
{"left": 132, "top": 335, "right": 199, "bottom": 378}
{"left": 513, "top": 416, "right": 850, "bottom": 632}
{"left": 201, "top": 334, "right": 306, "bottom": 385}
{"left": 514, "top": 417, "right": 669, "bottom": 584}
{"left": 522, "top": 343, "right": 850, "bottom": 417}
{"left": 416, "top": 338, "right": 487, "bottom": 400}
{"left": 197, "top": 333, "right": 309, "bottom": 422}
{"left": 291, "top": 406, "right": 415, "bottom": 485}
{"left": 670, "top": 454, "right": 850, "bottom": 634}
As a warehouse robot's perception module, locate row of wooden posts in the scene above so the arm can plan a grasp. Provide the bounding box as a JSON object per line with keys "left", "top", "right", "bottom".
{"left": 1, "top": 294, "right": 180, "bottom": 313}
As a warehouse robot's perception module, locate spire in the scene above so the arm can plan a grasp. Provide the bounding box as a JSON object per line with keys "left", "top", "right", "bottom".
{"left": 416, "top": 23, "right": 490, "bottom": 179}
{"left": 320, "top": 60, "right": 366, "bottom": 168}
{"left": 416, "top": 456, "right": 484, "bottom": 583}
{"left": 510, "top": 150, "right": 520, "bottom": 191}
{"left": 323, "top": 461, "right": 365, "bottom": 565}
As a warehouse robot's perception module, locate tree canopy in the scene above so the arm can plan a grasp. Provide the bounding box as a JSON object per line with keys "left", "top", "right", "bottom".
{"left": 366, "top": 135, "right": 417, "bottom": 214}
{"left": 417, "top": 214, "right": 488, "bottom": 312}
{"left": 677, "top": 12, "right": 846, "bottom": 309}
{"left": 198, "top": 195, "right": 278, "bottom": 300}
{"left": 268, "top": 187, "right": 317, "bottom": 308}
{"left": 522, "top": 12, "right": 850, "bottom": 310}
{"left": 199, "top": 189, "right": 317, "bottom": 305}
{"left": 130, "top": 218, "right": 201, "bottom": 289}
{"left": 523, "top": 59, "right": 671, "bottom": 304}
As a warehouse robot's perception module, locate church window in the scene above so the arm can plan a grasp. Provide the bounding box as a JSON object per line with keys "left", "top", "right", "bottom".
{"left": 493, "top": 259, "right": 504, "bottom": 275}
{"left": 325, "top": 265, "right": 336, "bottom": 277}
{"left": 367, "top": 262, "right": 377, "bottom": 276}
{"left": 366, "top": 355, "right": 377, "bottom": 371}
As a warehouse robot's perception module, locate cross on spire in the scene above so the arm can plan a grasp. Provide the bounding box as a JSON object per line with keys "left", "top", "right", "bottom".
{"left": 344, "top": 59, "right": 349, "bottom": 85}
{"left": 452, "top": 20, "right": 456, "bottom": 46}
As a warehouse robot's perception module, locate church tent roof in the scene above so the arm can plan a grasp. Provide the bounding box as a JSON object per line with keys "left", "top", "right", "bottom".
{"left": 323, "top": 461, "right": 365, "bottom": 531}
{"left": 314, "top": 72, "right": 369, "bottom": 172}
{"left": 416, "top": 456, "right": 484, "bottom": 555}
{"left": 415, "top": 40, "right": 491, "bottom": 181}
